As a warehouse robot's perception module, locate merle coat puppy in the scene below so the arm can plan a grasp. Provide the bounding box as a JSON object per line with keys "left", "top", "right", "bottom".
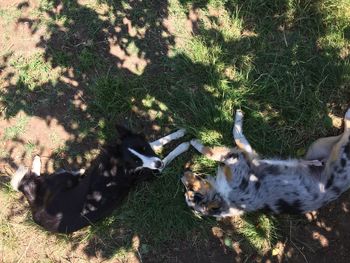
{"left": 182, "top": 109, "right": 350, "bottom": 217}
{"left": 11, "top": 126, "right": 190, "bottom": 233}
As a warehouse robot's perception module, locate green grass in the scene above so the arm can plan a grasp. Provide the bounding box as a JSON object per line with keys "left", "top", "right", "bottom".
{"left": 0, "top": 7, "right": 22, "bottom": 25}
{"left": 0, "top": 0, "right": 349, "bottom": 261}
{"left": 24, "top": 141, "right": 37, "bottom": 156}
{"left": 238, "top": 214, "right": 278, "bottom": 253}
{"left": 2, "top": 116, "right": 28, "bottom": 141}
{"left": 10, "top": 53, "right": 60, "bottom": 91}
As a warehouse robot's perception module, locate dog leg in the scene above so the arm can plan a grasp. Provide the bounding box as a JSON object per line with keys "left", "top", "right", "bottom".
{"left": 324, "top": 108, "right": 350, "bottom": 176}
{"left": 161, "top": 142, "right": 190, "bottom": 170}
{"left": 190, "top": 139, "right": 233, "bottom": 162}
{"left": 150, "top": 129, "right": 186, "bottom": 152}
{"left": 305, "top": 135, "right": 341, "bottom": 161}
{"left": 31, "top": 155, "right": 41, "bottom": 176}
{"left": 233, "top": 110, "right": 256, "bottom": 157}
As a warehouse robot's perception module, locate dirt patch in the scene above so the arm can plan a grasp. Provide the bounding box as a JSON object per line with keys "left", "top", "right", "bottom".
{"left": 0, "top": 0, "right": 46, "bottom": 56}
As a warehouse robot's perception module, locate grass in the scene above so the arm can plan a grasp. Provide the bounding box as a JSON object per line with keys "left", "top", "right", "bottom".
{"left": 2, "top": 116, "right": 28, "bottom": 141}
{"left": 11, "top": 53, "right": 60, "bottom": 91}
{"left": 0, "top": 0, "right": 349, "bottom": 261}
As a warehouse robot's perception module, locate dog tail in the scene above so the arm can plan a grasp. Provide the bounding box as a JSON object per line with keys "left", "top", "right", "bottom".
{"left": 11, "top": 166, "right": 29, "bottom": 191}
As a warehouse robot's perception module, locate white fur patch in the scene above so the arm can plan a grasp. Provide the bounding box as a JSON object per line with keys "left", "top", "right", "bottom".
{"left": 31, "top": 156, "right": 41, "bottom": 176}
{"left": 220, "top": 207, "right": 245, "bottom": 217}
{"left": 150, "top": 129, "right": 186, "bottom": 151}
{"left": 215, "top": 167, "right": 232, "bottom": 199}
{"left": 249, "top": 174, "right": 259, "bottom": 182}
{"left": 92, "top": 191, "right": 102, "bottom": 202}
{"left": 259, "top": 159, "right": 300, "bottom": 167}
{"left": 11, "top": 166, "right": 29, "bottom": 191}
{"left": 128, "top": 148, "right": 163, "bottom": 170}
{"left": 233, "top": 110, "right": 254, "bottom": 154}
{"left": 73, "top": 169, "right": 85, "bottom": 176}
{"left": 161, "top": 142, "right": 190, "bottom": 170}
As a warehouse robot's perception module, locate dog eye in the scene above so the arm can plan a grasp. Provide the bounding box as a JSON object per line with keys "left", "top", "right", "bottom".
{"left": 193, "top": 193, "right": 203, "bottom": 203}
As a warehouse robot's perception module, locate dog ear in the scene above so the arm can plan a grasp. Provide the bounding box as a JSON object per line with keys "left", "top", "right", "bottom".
{"left": 116, "top": 125, "right": 132, "bottom": 139}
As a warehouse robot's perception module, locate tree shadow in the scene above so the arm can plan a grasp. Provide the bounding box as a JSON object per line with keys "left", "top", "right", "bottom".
{"left": 0, "top": 0, "right": 349, "bottom": 261}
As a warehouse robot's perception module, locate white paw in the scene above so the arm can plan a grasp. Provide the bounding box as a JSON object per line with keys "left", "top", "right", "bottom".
{"left": 233, "top": 110, "right": 244, "bottom": 136}
{"left": 235, "top": 110, "right": 244, "bottom": 122}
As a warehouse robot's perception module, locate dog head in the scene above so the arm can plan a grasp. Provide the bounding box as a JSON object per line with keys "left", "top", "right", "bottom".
{"left": 116, "top": 125, "right": 164, "bottom": 171}
{"left": 181, "top": 171, "right": 227, "bottom": 216}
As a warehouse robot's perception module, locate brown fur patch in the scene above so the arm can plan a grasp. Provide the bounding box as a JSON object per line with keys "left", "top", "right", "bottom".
{"left": 235, "top": 139, "right": 245, "bottom": 151}
{"left": 202, "top": 146, "right": 232, "bottom": 161}
{"left": 192, "top": 180, "right": 202, "bottom": 191}
{"left": 202, "top": 146, "right": 214, "bottom": 156}
{"left": 207, "top": 201, "right": 220, "bottom": 211}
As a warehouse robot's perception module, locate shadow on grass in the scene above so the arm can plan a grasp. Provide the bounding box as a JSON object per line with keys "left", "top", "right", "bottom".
{"left": 0, "top": 0, "right": 349, "bottom": 261}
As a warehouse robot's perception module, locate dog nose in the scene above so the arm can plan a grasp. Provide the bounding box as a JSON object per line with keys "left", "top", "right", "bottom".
{"left": 154, "top": 160, "right": 164, "bottom": 169}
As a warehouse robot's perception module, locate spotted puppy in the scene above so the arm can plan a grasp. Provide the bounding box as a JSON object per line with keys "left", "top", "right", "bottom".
{"left": 182, "top": 108, "right": 350, "bottom": 217}
{"left": 11, "top": 126, "right": 190, "bottom": 233}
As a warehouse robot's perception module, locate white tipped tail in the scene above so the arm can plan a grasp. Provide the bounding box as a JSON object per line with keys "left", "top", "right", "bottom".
{"left": 11, "top": 166, "right": 29, "bottom": 191}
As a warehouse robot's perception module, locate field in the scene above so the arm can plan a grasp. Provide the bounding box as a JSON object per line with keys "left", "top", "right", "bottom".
{"left": 0, "top": 0, "right": 349, "bottom": 262}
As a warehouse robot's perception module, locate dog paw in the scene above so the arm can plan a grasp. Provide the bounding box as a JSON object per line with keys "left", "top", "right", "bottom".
{"left": 235, "top": 109, "right": 244, "bottom": 120}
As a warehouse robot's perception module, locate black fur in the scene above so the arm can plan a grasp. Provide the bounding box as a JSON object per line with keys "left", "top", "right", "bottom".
{"left": 341, "top": 158, "right": 347, "bottom": 167}
{"left": 239, "top": 177, "right": 249, "bottom": 191}
{"left": 17, "top": 127, "right": 160, "bottom": 233}
{"left": 325, "top": 173, "right": 335, "bottom": 189}
{"left": 254, "top": 181, "right": 261, "bottom": 190}
{"left": 344, "top": 141, "right": 350, "bottom": 159}
{"left": 276, "top": 199, "right": 303, "bottom": 214}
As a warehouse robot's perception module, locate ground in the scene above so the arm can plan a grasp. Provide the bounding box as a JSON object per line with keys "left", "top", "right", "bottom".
{"left": 0, "top": 0, "right": 350, "bottom": 262}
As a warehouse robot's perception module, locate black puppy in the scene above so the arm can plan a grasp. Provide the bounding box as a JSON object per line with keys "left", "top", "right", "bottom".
{"left": 11, "top": 126, "right": 189, "bottom": 233}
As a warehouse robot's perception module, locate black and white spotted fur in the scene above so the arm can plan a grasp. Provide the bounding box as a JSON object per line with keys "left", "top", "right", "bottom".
{"left": 182, "top": 109, "right": 350, "bottom": 217}
{"left": 11, "top": 126, "right": 190, "bottom": 233}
